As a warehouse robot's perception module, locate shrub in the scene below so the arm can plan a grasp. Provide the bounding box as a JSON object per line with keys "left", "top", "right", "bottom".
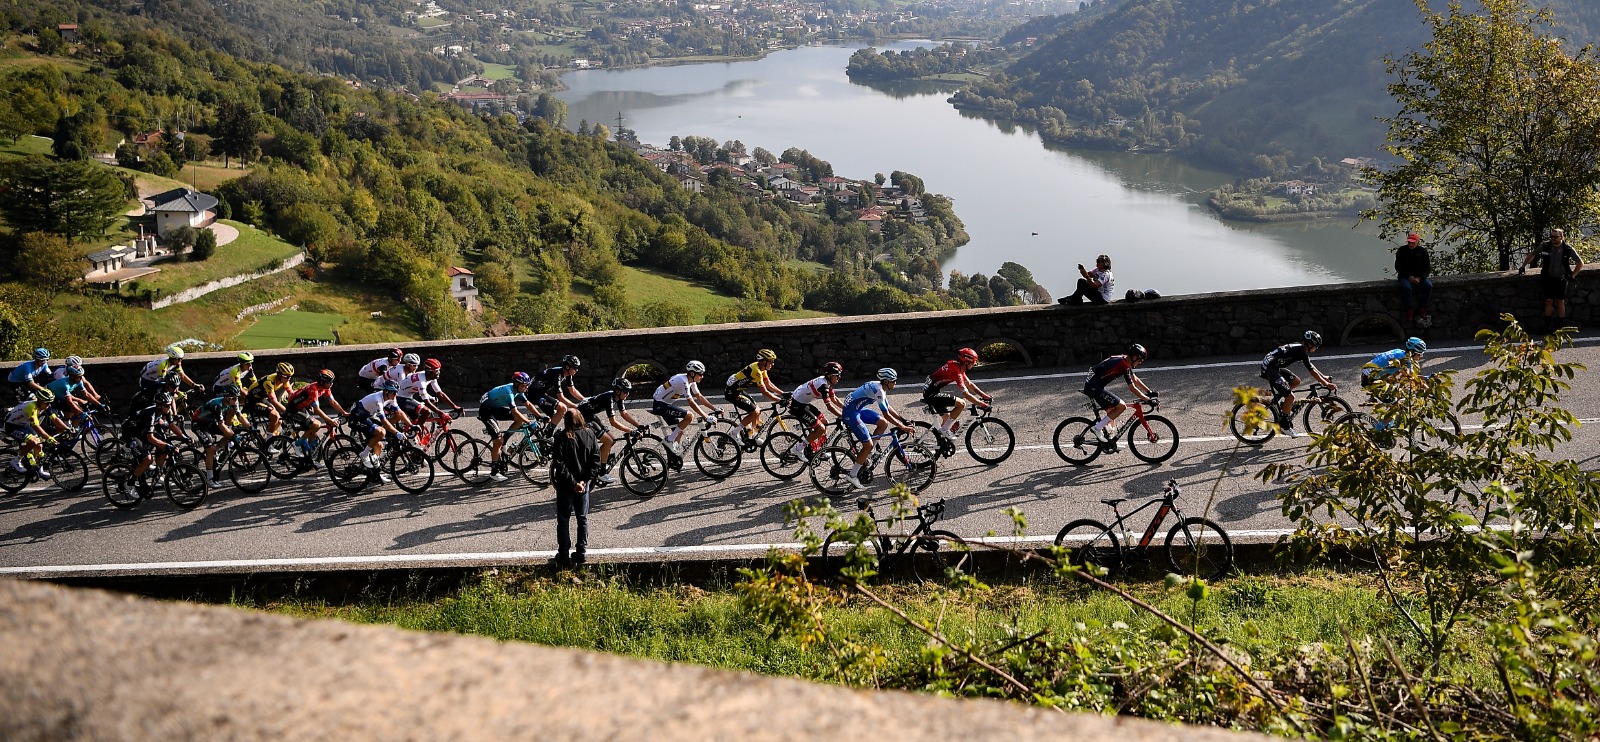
{"left": 190, "top": 228, "right": 217, "bottom": 261}
{"left": 166, "top": 225, "right": 197, "bottom": 254}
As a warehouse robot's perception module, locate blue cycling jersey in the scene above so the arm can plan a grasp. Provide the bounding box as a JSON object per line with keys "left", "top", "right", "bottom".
{"left": 483, "top": 383, "right": 527, "bottom": 409}
{"left": 46, "top": 377, "right": 82, "bottom": 402}
{"left": 7, "top": 360, "right": 49, "bottom": 385}
{"left": 1363, "top": 349, "right": 1411, "bottom": 379}
{"left": 843, "top": 381, "right": 889, "bottom": 418}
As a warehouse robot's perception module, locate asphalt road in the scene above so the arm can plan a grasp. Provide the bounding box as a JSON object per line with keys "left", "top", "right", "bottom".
{"left": 3, "top": 334, "right": 1598, "bottom": 578}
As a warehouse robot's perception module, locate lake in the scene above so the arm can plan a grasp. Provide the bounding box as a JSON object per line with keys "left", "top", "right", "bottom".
{"left": 556, "top": 43, "right": 1393, "bottom": 297}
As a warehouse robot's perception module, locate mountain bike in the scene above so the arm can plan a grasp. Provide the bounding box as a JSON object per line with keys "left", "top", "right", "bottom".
{"left": 101, "top": 446, "right": 209, "bottom": 511}
{"left": 1229, "top": 382, "right": 1350, "bottom": 445}
{"left": 809, "top": 423, "right": 938, "bottom": 497}
{"left": 816, "top": 498, "right": 973, "bottom": 584}
{"left": 1054, "top": 397, "right": 1179, "bottom": 465}
{"left": 325, "top": 431, "right": 436, "bottom": 494}
{"left": 0, "top": 438, "right": 90, "bottom": 495}
{"left": 1053, "top": 480, "right": 1233, "bottom": 581}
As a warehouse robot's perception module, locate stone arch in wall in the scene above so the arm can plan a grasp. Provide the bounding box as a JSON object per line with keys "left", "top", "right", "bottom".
{"left": 976, "top": 338, "right": 1033, "bottom": 369}
{"left": 617, "top": 359, "right": 668, "bottom": 386}
{"left": 1339, "top": 313, "right": 1405, "bottom": 347}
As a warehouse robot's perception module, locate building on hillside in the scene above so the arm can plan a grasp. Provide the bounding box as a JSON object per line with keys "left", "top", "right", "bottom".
{"left": 448, "top": 267, "right": 482, "bottom": 314}
{"left": 857, "top": 207, "right": 887, "bottom": 233}
{"left": 84, "top": 245, "right": 132, "bottom": 280}
{"left": 57, "top": 24, "right": 78, "bottom": 42}
{"left": 147, "top": 188, "right": 219, "bottom": 238}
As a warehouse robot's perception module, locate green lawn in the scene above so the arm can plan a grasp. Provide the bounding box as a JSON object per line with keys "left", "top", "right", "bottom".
{"left": 0, "top": 134, "right": 51, "bottom": 158}
{"left": 416, "top": 16, "right": 451, "bottom": 29}
{"left": 136, "top": 221, "right": 302, "bottom": 297}
{"left": 480, "top": 62, "right": 517, "bottom": 80}
{"left": 234, "top": 310, "right": 345, "bottom": 348}
{"left": 618, "top": 265, "right": 832, "bottom": 323}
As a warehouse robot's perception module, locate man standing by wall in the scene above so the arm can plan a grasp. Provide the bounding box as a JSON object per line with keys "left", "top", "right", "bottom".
{"left": 1522, "top": 228, "right": 1585, "bottom": 334}
{"left": 550, "top": 409, "right": 601, "bottom": 569}
{"left": 1396, "top": 233, "right": 1433, "bottom": 327}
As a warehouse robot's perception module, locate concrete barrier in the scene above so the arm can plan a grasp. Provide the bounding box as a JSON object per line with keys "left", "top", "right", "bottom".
{"left": 0, "top": 579, "right": 1261, "bottom": 741}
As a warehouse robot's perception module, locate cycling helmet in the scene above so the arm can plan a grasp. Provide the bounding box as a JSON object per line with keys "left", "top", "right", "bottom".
{"left": 33, "top": 388, "right": 54, "bottom": 403}
{"left": 957, "top": 347, "right": 979, "bottom": 364}
{"left": 221, "top": 384, "right": 241, "bottom": 397}
{"left": 1127, "top": 343, "right": 1149, "bottom": 361}
{"left": 387, "top": 347, "right": 404, "bottom": 359}
{"left": 512, "top": 371, "right": 532, "bottom": 385}
{"left": 1303, "top": 331, "right": 1323, "bottom": 348}
{"left": 380, "top": 380, "right": 400, "bottom": 393}
{"left": 159, "top": 374, "right": 182, "bottom": 388}
{"left": 276, "top": 362, "right": 295, "bottom": 377}
{"left": 316, "top": 369, "right": 335, "bottom": 383}
{"left": 64, "top": 365, "right": 84, "bottom": 378}
{"left": 822, "top": 361, "right": 843, "bottom": 376}
{"left": 876, "top": 368, "right": 898, "bottom": 382}
{"left": 562, "top": 354, "right": 582, "bottom": 368}
{"left": 685, "top": 360, "right": 706, "bottom": 374}
{"left": 612, "top": 377, "right": 633, "bottom": 392}
{"left": 401, "top": 353, "right": 420, "bottom": 366}
{"left": 421, "top": 358, "right": 442, "bottom": 371}
{"left": 32, "top": 347, "right": 49, "bottom": 360}
{"left": 64, "top": 355, "right": 82, "bottom": 369}
{"left": 1406, "top": 337, "right": 1427, "bottom": 354}
{"left": 154, "top": 392, "right": 175, "bottom": 406}
{"left": 167, "top": 346, "right": 185, "bottom": 359}
{"left": 756, "top": 348, "right": 778, "bottom": 362}
{"left": 237, "top": 352, "right": 254, "bottom": 363}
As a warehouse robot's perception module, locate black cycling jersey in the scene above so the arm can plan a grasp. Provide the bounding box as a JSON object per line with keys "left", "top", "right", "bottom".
{"left": 532, "top": 366, "right": 573, "bottom": 397}
{"left": 1262, "top": 343, "right": 1315, "bottom": 372}
{"left": 575, "top": 390, "right": 624, "bottom": 422}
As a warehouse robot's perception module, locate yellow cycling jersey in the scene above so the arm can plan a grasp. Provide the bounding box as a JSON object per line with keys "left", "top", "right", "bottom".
{"left": 725, "top": 362, "right": 768, "bottom": 390}
{"left": 253, "top": 372, "right": 297, "bottom": 399}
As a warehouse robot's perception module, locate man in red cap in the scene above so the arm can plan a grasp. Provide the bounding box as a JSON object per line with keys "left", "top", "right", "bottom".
{"left": 1396, "top": 232, "right": 1433, "bottom": 327}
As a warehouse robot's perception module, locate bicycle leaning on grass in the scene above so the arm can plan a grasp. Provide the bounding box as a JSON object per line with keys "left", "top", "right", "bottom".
{"left": 816, "top": 497, "right": 974, "bottom": 584}
{"left": 1053, "top": 480, "right": 1233, "bottom": 581}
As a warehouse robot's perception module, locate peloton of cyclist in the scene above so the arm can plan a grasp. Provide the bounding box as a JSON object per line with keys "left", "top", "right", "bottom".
{"left": 1362, "top": 337, "right": 1427, "bottom": 389}
{"left": 194, "top": 384, "right": 246, "bottom": 487}
{"left": 725, "top": 349, "right": 785, "bottom": 446}
{"left": 652, "top": 360, "right": 719, "bottom": 456}
{"left": 841, "top": 368, "right": 916, "bottom": 489}
{"left": 478, "top": 371, "right": 549, "bottom": 483}
{"left": 357, "top": 348, "right": 404, "bottom": 386}
{"left": 283, "top": 370, "right": 350, "bottom": 452}
{"left": 349, "top": 380, "right": 412, "bottom": 480}
{"left": 923, "top": 347, "right": 992, "bottom": 444}
{"left": 7, "top": 348, "right": 52, "bottom": 403}
{"left": 212, "top": 352, "right": 257, "bottom": 396}
{"left": 249, "top": 363, "right": 298, "bottom": 436}
{"left": 1083, "top": 344, "right": 1157, "bottom": 450}
{"left": 786, "top": 361, "right": 846, "bottom": 459}
{"left": 122, "top": 383, "right": 185, "bottom": 488}
{"left": 1260, "top": 331, "right": 1338, "bottom": 438}
{"left": 373, "top": 353, "right": 420, "bottom": 392}
{"left": 574, "top": 377, "right": 647, "bottom": 486}
{"left": 397, "top": 358, "right": 462, "bottom": 423}
{"left": 530, "top": 355, "right": 586, "bottom": 418}
{"left": 52, "top": 356, "right": 103, "bottom": 407}
{"left": 4, "top": 388, "right": 61, "bottom": 478}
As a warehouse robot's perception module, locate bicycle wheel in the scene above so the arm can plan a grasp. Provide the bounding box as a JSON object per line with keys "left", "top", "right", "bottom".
{"left": 1165, "top": 517, "right": 1234, "bottom": 581}
{"left": 1229, "top": 400, "right": 1277, "bottom": 445}
{"left": 759, "top": 431, "right": 808, "bottom": 480}
{"left": 454, "top": 440, "right": 496, "bottom": 486}
{"left": 90, "top": 431, "right": 121, "bottom": 470}
{"left": 169, "top": 444, "right": 203, "bottom": 468}
{"left": 818, "top": 531, "right": 883, "bottom": 584}
{"left": 1300, "top": 395, "right": 1353, "bottom": 436}
{"left": 1054, "top": 519, "right": 1123, "bottom": 578}
{"left": 163, "top": 463, "right": 209, "bottom": 511}
{"left": 511, "top": 440, "right": 551, "bottom": 487}
{"left": 101, "top": 462, "right": 142, "bottom": 510}
{"left": 1409, "top": 417, "right": 1462, "bottom": 452}
{"left": 964, "top": 417, "right": 1014, "bottom": 465}
{"left": 1052, "top": 417, "right": 1103, "bottom": 466}
{"left": 432, "top": 430, "right": 476, "bottom": 474}
{"left": 263, "top": 435, "right": 305, "bottom": 480}
{"left": 388, "top": 446, "right": 435, "bottom": 494}
{"left": 910, "top": 529, "right": 976, "bottom": 585}
{"left": 326, "top": 444, "right": 371, "bottom": 493}
{"left": 0, "top": 464, "right": 29, "bottom": 494}
{"left": 227, "top": 442, "right": 272, "bottom": 494}
{"left": 48, "top": 449, "right": 90, "bottom": 493}
{"left": 693, "top": 430, "right": 743, "bottom": 480}
{"left": 1126, "top": 414, "right": 1180, "bottom": 464}
{"left": 884, "top": 437, "right": 938, "bottom": 493}
{"left": 620, "top": 447, "right": 669, "bottom": 498}
{"left": 808, "top": 445, "right": 858, "bottom": 497}
{"left": 1334, "top": 411, "right": 1393, "bottom": 449}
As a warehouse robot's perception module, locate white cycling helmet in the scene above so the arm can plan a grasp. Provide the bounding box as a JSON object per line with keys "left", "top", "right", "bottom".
{"left": 685, "top": 360, "right": 706, "bottom": 374}
{"left": 876, "top": 368, "right": 898, "bottom": 382}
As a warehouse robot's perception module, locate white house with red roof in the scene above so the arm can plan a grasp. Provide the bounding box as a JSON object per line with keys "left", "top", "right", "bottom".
{"left": 447, "top": 267, "right": 481, "bottom": 314}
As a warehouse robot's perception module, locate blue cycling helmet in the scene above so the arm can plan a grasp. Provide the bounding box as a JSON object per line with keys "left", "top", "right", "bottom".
{"left": 512, "top": 371, "right": 532, "bottom": 385}
{"left": 32, "top": 347, "right": 49, "bottom": 360}
{"left": 876, "top": 368, "right": 898, "bottom": 382}
{"left": 1406, "top": 337, "right": 1427, "bottom": 354}
{"left": 380, "top": 380, "right": 401, "bottom": 393}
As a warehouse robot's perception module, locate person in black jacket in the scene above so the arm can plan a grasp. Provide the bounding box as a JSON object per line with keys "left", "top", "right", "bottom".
{"left": 550, "top": 409, "right": 602, "bottom": 568}
{"left": 1395, "top": 233, "right": 1433, "bottom": 327}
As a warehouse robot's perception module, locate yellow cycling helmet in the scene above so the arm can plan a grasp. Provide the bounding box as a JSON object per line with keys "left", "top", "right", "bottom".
{"left": 756, "top": 348, "right": 778, "bottom": 362}
{"left": 276, "top": 362, "right": 295, "bottom": 377}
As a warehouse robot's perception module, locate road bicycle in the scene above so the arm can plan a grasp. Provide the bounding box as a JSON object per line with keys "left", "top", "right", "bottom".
{"left": 918, "top": 399, "right": 1015, "bottom": 465}
{"left": 101, "top": 445, "right": 209, "bottom": 511}
{"left": 325, "top": 430, "right": 436, "bottom": 494}
{"left": 642, "top": 410, "right": 742, "bottom": 481}
{"left": 816, "top": 497, "right": 974, "bottom": 584}
{"left": 1053, "top": 480, "right": 1233, "bottom": 581}
{"left": 1053, "top": 397, "right": 1179, "bottom": 466}
{"left": 759, "top": 415, "right": 844, "bottom": 481}
{"left": 262, "top": 419, "right": 359, "bottom": 481}
{"left": 611, "top": 428, "right": 671, "bottom": 497}
{"left": 1331, "top": 410, "right": 1461, "bottom": 452}
{"left": 410, "top": 406, "right": 475, "bottom": 474}
{"left": 1229, "top": 382, "right": 1350, "bottom": 445}
{"left": 809, "top": 423, "right": 938, "bottom": 496}
{"left": 0, "top": 438, "right": 90, "bottom": 495}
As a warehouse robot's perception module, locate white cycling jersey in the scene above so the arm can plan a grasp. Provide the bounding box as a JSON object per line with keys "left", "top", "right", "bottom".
{"left": 372, "top": 363, "right": 411, "bottom": 390}
{"left": 398, "top": 371, "right": 441, "bottom": 402}
{"left": 653, "top": 373, "right": 699, "bottom": 406}
{"left": 356, "top": 391, "right": 396, "bottom": 419}
{"left": 789, "top": 376, "right": 835, "bottom": 406}
{"left": 357, "top": 357, "right": 391, "bottom": 381}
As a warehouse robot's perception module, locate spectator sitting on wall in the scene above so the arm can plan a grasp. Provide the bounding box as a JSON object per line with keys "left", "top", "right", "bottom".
{"left": 1058, "top": 254, "right": 1115, "bottom": 305}
{"left": 1396, "top": 232, "right": 1433, "bottom": 327}
{"left": 1521, "top": 228, "right": 1585, "bottom": 334}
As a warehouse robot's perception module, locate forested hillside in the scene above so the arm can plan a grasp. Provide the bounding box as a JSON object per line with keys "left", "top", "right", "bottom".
{"left": 952, "top": 0, "right": 1600, "bottom": 174}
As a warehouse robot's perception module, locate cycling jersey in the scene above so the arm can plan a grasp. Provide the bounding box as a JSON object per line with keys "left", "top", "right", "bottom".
{"left": 725, "top": 362, "right": 768, "bottom": 391}
{"left": 46, "top": 378, "right": 84, "bottom": 408}
{"left": 51, "top": 366, "right": 80, "bottom": 382}
{"left": 398, "top": 371, "right": 441, "bottom": 402}
{"left": 789, "top": 376, "right": 836, "bottom": 406}
{"left": 923, "top": 361, "right": 969, "bottom": 395}
{"left": 575, "top": 390, "right": 624, "bottom": 421}
{"left": 4, "top": 400, "right": 48, "bottom": 428}
{"left": 140, "top": 358, "right": 181, "bottom": 383}
{"left": 8, "top": 360, "right": 50, "bottom": 386}
{"left": 122, "top": 402, "right": 169, "bottom": 439}
{"left": 481, "top": 384, "right": 527, "bottom": 410}
{"left": 285, "top": 383, "right": 332, "bottom": 412}
{"left": 194, "top": 396, "right": 240, "bottom": 424}
{"left": 354, "top": 392, "right": 398, "bottom": 420}
{"left": 357, "top": 357, "right": 393, "bottom": 381}
{"left": 532, "top": 366, "right": 574, "bottom": 398}
{"left": 373, "top": 363, "right": 410, "bottom": 390}
{"left": 1086, "top": 355, "right": 1136, "bottom": 387}
{"left": 1262, "top": 343, "right": 1316, "bottom": 373}
{"left": 252, "top": 372, "right": 296, "bottom": 401}
{"left": 1362, "top": 349, "right": 1416, "bottom": 384}
{"left": 213, "top": 363, "right": 255, "bottom": 391}
{"left": 653, "top": 373, "right": 699, "bottom": 407}
{"left": 843, "top": 381, "right": 890, "bottom": 417}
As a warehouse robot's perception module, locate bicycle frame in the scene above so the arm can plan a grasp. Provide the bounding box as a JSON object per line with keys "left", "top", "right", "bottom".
{"left": 1102, "top": 495, "right": 1187, "bottom": 553}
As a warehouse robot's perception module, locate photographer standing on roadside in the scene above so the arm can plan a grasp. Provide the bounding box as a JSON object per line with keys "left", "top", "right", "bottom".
{"left": 1522, "top": 228, "right": 1585, "bottom": 334}
{"left": 550, "top": 409, "right": 601, "bottom": 569}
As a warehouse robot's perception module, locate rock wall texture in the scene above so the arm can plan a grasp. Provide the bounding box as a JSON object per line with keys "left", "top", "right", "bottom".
{"left": 10, "top": 270, "right": 1594, "bottom": 403}
{"left": 0, "top": 579, "right": 1262, "bottom": 742}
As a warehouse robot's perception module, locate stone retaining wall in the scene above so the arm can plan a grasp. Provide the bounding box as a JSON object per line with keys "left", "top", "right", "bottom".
{"left": 148, "top": 252, "right": 305, "bottom": 310}
{"left": 10, "top": 270, "right": 1593, "bottom": 403}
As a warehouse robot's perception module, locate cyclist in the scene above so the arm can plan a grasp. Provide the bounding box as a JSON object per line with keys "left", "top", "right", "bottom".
{"left": 211, "top": 352, "right": 257, "bottom": 396}
{"left": 373, "top": 352, "right": 420, "bottom": 391}
{"left": 248, "top": 362, "right": 298, "bottom": 436}
{"left": 194, "top": 384, "right": 245, "bottom": 487}
{"left": 1362, "top": 337, "right": 1427, "bottom": 389}
{"left": 51, "top": 356, "right": 103, "bottom": 406}
{"left": 45, "top": 365, "right": 94, "bottom": 436}
{"left": 725, "top": 349, "right": 785, "bottom": 446}
{"left": 349, "top": 380, "right": 412, "bottom": 480}
{"left": 4, "top": 389, "right": 61, "bottom": 478}
{"left": 7, "top": 347, "right": 52, "bottom": 403}
{"left": 786, "top": 361, "right": 846, "bottom": 458}
{"left": 530, "top": 355, "right": 586, "bottom": 418}
{"left": 283, "top": 369, "right": 350, "bottom": 453}
{"left": 575, "top": 378, "right": 647, "bottom": 486}
{"left": 479, "top": 371, "right": 548, "bottom": 483}
{"left": 840, "top": 368, "right": 916, "bottom": 489}
{"left": 122, "top": 387, "right": 184, "bottom": 489}
{"left": 922, "top": 347, "right": 992, "bottom": 444}
{"left": 1260, "top": 331, "right": 1338, "bottom": 438}
{"left": 652, "top": 360, "right": 719, "bottom": 456}
{"left": 1083, "top": 344, "right": 1157, "bottom": 449}
{"left": 357, "top": 348, "right": 404, "bottom": 385}
{"left": 137, "top": 346, "right": 198, "bottom": 403}
{"left": 397, "top": 358, "right": 462, "bottom": 423}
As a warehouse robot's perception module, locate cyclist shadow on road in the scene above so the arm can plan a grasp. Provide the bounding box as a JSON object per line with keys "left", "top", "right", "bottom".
{"left": 0, "top": 493, "right": 187, "bottom": 545}
{"left": 388, "top": 497, "right": 555, "bottom": 551}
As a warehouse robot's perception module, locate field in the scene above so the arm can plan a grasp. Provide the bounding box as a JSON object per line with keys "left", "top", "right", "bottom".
{"left": 0, "top": 134, "right": 52, "bottom": 158}
{"left": 135, "top": 221, "right": 302, "bottom": 296}
{"left": 234, "top": 310, "right": 345, "bottom": 348}
{"left": 480, "top": 62, "right": 517, "bottom": 80}
{"left": 415, "top": 16, "right": 451, "bottom": 29}
{"left": 617, "top": 265, "right": 832, "bottom": 322}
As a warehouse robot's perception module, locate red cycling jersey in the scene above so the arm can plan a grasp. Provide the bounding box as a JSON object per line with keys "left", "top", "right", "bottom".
{"left": 925, "top": 360, "right": 969, "bottom": 394}
{"left": 286, "top": 383, "right": 332, "bottom": 411}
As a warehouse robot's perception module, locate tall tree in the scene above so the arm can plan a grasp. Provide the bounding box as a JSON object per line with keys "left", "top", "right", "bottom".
{"left": 1366, "top": 0, "right": 1600, "bottom": 271}
{"left": 0, "top": 158, "right": 126, "bottom": 242}
{"left": 214, "top": 99, "right": 261, "bottom": 169}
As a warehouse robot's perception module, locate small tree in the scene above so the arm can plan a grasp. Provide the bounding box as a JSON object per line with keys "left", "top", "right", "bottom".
{"left": 190, "top": 229, "right": 217, "bottom": 262}
{"left": 166, "top": 226, "right": 198, "bottom": 255}
{"left": 13, "top": 232, "right": 82, "bottom": 294}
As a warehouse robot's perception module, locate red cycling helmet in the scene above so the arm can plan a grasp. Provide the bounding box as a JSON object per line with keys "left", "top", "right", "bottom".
{"left": 957, "top": 347, "right": 979, "bottom": 364}
{"left": 422, "top": 358, "right": 442, "bottom": 371}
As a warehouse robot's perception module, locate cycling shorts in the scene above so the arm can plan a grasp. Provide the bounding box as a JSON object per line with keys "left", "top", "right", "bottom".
{"left": 478, "top": 405, "right": 514, "bottom": 437}
{"left": 397, "top": 397, "right": 424, "bottom": 418}
{"left": 843, "top": 406, "right": 881, "bottom": 444}
{"left": 1262, "top": 368, "right": 1299, "bottom": 399}
{"left": 4, "top": 422, "right": 35, "bottom": 442}
{"left": 725, "top": 387, "right": 756, "bottom": 415}
{"left": 790, "top": 401, "right": 821, "bottom": 431}
{"left": 1082, "top": 383, "right": 1121, "bottom": 410}
{"left": 651, "top": 400, "right": 687, "bottom": 426}
{"left": 922, "top": 391, "right": 957, "bottom": 415}
{"left": 536, "top": 395, "right": 562, "bottom": 417}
